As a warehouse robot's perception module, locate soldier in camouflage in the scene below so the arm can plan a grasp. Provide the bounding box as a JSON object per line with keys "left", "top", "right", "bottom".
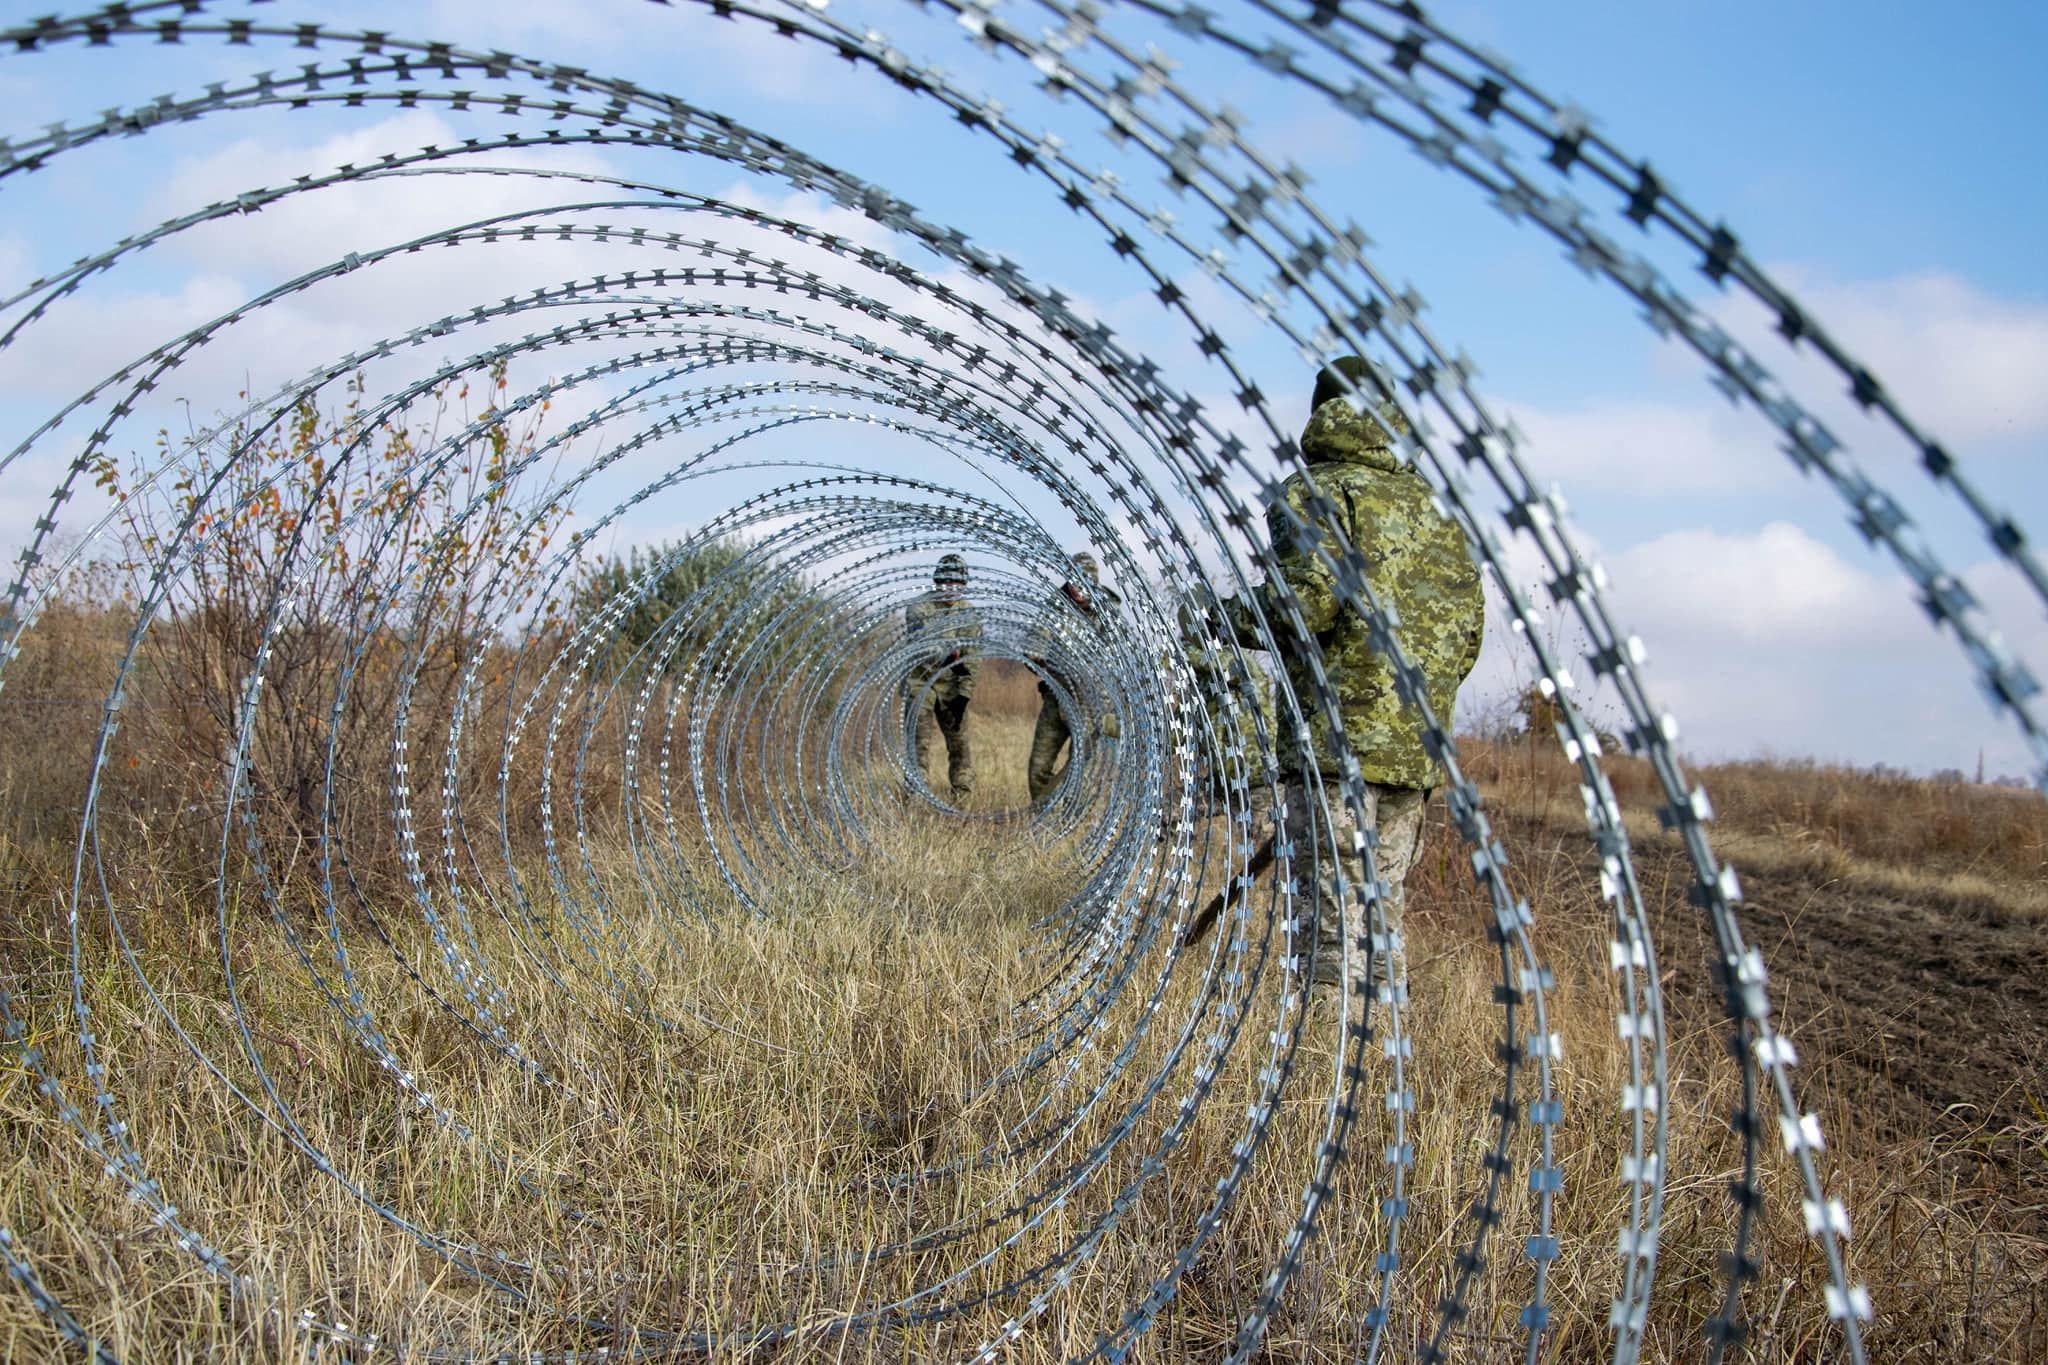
{"left": 905, "top": 553, "right": 981, "bottom": 803}
{"left": 1027, "top": 550, "right": 1122, "bottom": 806}
{"left": 1222, "top": 357, "right": 1484, "bottom": 1000}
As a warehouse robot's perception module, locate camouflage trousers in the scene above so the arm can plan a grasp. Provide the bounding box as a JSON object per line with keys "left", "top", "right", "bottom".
{"left": 1282, "top": 779, "right": 1428, "bottom": 998}
{"left": 912, "top": 694, "right": 974, "bottom": 801}
{"left": 1026, "top": 693, "right": 1071, "bottom": 804}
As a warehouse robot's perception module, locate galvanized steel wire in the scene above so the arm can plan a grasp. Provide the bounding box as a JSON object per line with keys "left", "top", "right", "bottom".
{"left": 0, "top": 1, "right": 2040, "bottom": 1359}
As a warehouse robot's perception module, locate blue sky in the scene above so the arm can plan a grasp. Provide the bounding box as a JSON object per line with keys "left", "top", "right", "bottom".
{"left": 0, "top": 0, "right": 2041, "bottom": 778}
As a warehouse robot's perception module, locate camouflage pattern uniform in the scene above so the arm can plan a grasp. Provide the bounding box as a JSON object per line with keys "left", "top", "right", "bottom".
{"left": 1226, "top": 364, "right": 1484, "bottom": 996}
{"left": 1028, "top": 551, "right": 1122, "bottom": 805}
{"left": 905, "top": 554, "right": 981, "bottom": 802}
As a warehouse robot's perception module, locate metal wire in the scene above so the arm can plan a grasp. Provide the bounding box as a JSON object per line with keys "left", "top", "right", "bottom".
{"left": 0, "top": 1, "right": 2037, "bottom": 1359}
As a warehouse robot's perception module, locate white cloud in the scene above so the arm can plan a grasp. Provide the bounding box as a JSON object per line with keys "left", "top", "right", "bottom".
{"left": 1452, "top": 511, "right": 2047, "bottom": 777}
{"left": 0, "top": 274, "right": 252, "bottom": 402}
{"left": 0, "top": 126, "right": 1158, "bottom": 565}
{"left": 1505, "top": 395, "right": 1792, "bottom": 498}
{"left": 1608, "top": 522, "right": 1910, "bottom": 649}
{"left": 1493, "top": 267, "right": 2048, "bottom": 504}
{"left": 1718, "top": 266, "right": 2048, "bottom": 449}
{"left": 708, "top": 181, "right": 901, "bottom": 259}
{"left": 0, "top": 238, "right": 30, "bottom": 298}
{"left": 2, "top": 116, "right": 766, "bottom": 405}
{"left": 141, "top": 110, "right": 625, "bottom": 281}
{"left": 0, "top": 112, "right": 661, "bottom": 408}
{"left": 1471, "top": 520, "right": 2047, "bottom": 777}
{"left": 414, "top": 0, "right": 895, "bottom": 108}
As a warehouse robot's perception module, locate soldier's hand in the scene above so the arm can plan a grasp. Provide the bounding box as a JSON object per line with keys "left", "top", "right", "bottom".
{"left": 1215, "top": 590, "right": 1267, "bottom": 641}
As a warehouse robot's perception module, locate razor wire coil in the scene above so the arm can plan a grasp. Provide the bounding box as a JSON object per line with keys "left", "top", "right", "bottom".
{"left": 0, "top": 0, "right": 2037, "bottom": 1360}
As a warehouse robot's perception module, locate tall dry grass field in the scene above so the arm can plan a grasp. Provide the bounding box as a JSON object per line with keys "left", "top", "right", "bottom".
{"left": 1, "top": 681, "right": 2043, "bottom": 1360}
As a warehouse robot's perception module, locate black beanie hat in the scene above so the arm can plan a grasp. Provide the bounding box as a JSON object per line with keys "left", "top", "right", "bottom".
{"left": 1311, "top": 355, "right": 1376, "bottom": 413}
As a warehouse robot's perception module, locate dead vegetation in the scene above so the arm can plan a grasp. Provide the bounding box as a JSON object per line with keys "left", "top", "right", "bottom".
{"left": 1, "top": 667, "right": 2044, "bottom": 1359}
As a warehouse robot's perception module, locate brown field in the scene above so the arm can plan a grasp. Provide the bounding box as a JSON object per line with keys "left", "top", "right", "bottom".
{"left": 1, "top": 645, "right": 2044, "bottom": 1361}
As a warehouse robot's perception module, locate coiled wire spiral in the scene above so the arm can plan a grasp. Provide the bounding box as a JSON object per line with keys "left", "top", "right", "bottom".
{"left": 0, "top": 2, "right": 2040, "bottom": 1360}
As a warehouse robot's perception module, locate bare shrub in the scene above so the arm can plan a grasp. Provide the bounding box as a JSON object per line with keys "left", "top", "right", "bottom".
{"left": 38, "top": 366, "right": 573, "bottom": 911}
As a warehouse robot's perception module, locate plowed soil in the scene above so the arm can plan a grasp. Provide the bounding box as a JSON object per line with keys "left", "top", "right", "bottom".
{"left": 1490, "top": 803, "right": 2048, "bottom": 1230}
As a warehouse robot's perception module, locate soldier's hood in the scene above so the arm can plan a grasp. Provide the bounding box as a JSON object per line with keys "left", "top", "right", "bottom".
{"left": 1299, "top": 397, "right": 1407, "bottom": 473}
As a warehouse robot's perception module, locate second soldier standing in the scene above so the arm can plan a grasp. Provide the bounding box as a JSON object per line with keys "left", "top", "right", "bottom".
{"left": 1027, "top": 550, "right": 1121, "bottom": 807}
{"left": 905, "top": 553, "right": 981, "bottom": 804}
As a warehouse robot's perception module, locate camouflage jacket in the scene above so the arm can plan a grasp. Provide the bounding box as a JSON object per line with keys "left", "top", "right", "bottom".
{"left": 905, "top": 592, "right": 982, "bottom": 701}
{"left": 1228, "top": 397, "right": 1484, "bottom": 789}
{"left": 1029, "top": 581, "right": 1121, "bottom": 694}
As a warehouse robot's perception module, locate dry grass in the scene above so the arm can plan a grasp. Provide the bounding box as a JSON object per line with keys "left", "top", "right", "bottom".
{"left": 1, "top": 711, "right": 2043, "bottom": 1360}
{"left": 1460, "top": 739, "right": 2048, "bottom": 920}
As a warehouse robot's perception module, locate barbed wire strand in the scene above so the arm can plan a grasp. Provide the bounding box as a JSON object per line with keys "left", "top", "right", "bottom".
{"left": 0, "top": 1, "right": 2035, "bottom": 1360}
